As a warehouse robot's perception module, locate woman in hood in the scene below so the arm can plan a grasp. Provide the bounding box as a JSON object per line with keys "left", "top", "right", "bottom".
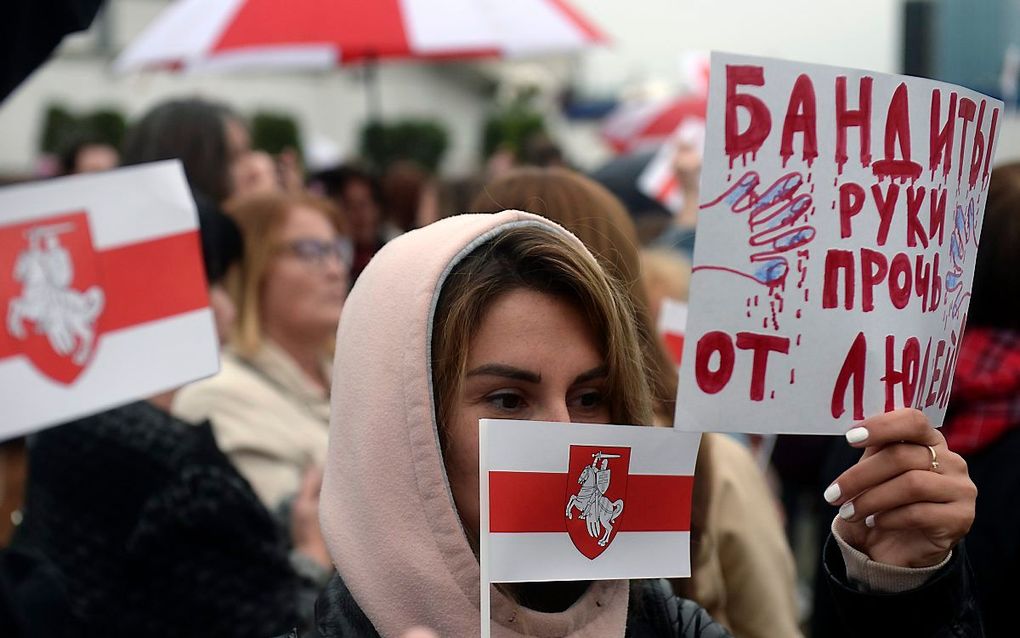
{"left": 317, "top": 211, "right": 980, "bottom": 637}
{"left": 471, "top": 167, "right": 802, "bottom": 638}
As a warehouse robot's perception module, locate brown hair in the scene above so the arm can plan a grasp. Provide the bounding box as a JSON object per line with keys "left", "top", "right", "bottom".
{"left": 225, "top": 191, "right": 347, "bottom": 356}
{"left": 970, "top": 162, "right": 1020, "bottom": 330}
{"left": 121, "top": 98, "right": 239, "bottom": 204}
{"left": 431, "top": 222, "right": 655, "bottom": 440}
{"left": 471, "top": 168, "right": 712, "bottom": 598}
{"left": 471, "top": 166, "right": 678, "bottom": 418}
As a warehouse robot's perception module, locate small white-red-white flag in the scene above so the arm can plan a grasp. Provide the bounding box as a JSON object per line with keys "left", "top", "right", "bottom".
{"left": 637, "top": 118, "right": 706, "bottom": 216}
{"left": 657, "top": 297, "right": 689, "bottom": 366}
{"left": 0, "top": 161, "right": 218, "bottom": 439}
{"left": 479, "top": 419, "right": 700, "bottom": 588}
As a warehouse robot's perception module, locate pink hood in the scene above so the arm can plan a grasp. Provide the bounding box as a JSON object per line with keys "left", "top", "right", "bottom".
{"left": 320, "top": 211, "right": 629, "bottom": 637}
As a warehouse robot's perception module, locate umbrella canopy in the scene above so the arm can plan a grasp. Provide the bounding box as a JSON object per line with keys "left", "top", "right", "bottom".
{"left": 600, "top": 94, "right": 707, "bottom": 155}
{"left": 114, "top": 0, "right": 606, "bottom": 73}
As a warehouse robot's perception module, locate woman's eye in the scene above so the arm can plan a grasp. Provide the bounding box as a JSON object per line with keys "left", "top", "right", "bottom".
{"left": 574, "top": 391, "right": 604, "bottom": 410}
{"left": 487, "top": 392, "right": 524, "bottom": 412}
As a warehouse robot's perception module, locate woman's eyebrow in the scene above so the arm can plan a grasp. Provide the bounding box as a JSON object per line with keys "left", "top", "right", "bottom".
{"left": 465, "top": 363, "right": 541, "bottom": 383}
{"left": 573, "top": 364, "right": 608, "bottom": 385}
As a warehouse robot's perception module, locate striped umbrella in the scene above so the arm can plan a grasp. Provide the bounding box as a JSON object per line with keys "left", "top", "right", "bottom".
{"left": 115, "top": 0, "right": 605, "bottom": 73}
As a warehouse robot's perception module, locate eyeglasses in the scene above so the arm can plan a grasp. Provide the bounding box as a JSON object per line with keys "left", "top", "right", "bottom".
{"left": 277, "top": 237, "right": 354, "bottom": 269}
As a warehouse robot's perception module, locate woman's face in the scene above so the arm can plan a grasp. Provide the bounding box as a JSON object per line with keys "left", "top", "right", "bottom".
{"left": 341, "top": 179, "right": 381, "bottom": 245}
{"left": 444, "top": 288, "right": 611, "bottom": 536}
{"left": 260, "top": 205, "right": 349, "bottom": 345}
{"left": 208, "top": 283, "right": 236, "bottom": 345}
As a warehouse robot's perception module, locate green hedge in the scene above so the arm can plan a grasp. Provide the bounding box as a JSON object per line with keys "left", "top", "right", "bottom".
{"left": 39, "top": 104, "right": 127, "bottom": 154}
{"left": 481, "top": 103, "right": 546, "bottom": 159}
{"left": 360, "top": 119, "right": 449, "bottom": 173}
{"left": 251, "top": 111, "right": 302, "bottom": 155}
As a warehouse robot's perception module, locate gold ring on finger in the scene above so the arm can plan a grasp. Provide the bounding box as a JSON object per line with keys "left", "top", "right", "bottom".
{"left": 927, "top": 445, "right": 940, "bottom": 471}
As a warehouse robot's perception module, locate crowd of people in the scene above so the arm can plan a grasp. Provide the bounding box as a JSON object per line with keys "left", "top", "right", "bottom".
{"left": 0, "top": 92, "right": 1013, "bottom": 638}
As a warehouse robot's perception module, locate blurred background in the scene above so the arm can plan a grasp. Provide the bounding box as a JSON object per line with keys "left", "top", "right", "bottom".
{"left": 1, "top": 0, "right": 1018, "bottom": 183}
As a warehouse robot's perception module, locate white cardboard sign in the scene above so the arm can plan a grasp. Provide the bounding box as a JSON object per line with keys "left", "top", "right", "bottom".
{"left": 676, "top": 53, "right": 1002, "bottom": 435}
{"left": 0, "top": 161, "right": 219, "bottom": 439}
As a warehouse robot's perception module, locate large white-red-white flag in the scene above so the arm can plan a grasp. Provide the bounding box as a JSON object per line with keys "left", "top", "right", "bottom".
{"left": 479, "top": 419, "right": 701, "bottom": 588}
{"left": 0, "top": 161, "right": 219, "bottom": 439}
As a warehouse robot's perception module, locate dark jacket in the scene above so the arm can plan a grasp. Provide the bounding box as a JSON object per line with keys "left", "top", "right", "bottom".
{"left": 1, "top": 0, "right": 103, "bottom": 102}
{"left": 813, "top": 440, "right": 993, "bottom": 638}
{"left": 305, "top": 541, "right": 982, "bottom": 638}
{"left": 311, "top": 574, "right": 731, "bottom": 638}
{"left": 12, "top": 401, "right": 301, "bottom": 637}
{"left": 813, "top": 327, "right": 1018, "bottom": 637}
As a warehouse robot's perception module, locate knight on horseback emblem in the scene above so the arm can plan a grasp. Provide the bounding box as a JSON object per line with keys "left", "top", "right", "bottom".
{"left": 566, "top": 450, "right": 626, "bottom": 550}
{"left": 6, "top": 223, "right": 105, "bottom": 366}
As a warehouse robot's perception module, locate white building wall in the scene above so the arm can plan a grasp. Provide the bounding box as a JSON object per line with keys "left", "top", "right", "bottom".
{"left": 572, "top": 0, "right": 904, "bottom": 92}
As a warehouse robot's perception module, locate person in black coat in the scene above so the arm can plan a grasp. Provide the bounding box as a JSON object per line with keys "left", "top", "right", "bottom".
{"left": 812, "top": 162, "right": 1020, "bottom": 638}
{"left": 1, "top": 0, "right": 103, "bottom": 102}
{"left": 5, "top": 199, "right": 309, "bottom": 637}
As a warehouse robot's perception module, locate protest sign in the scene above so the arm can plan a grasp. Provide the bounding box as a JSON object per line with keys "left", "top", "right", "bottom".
{"left": 676, "top": 53, "right": 1002, "bottom": 435}
{"left": 478, "top": 419, "right": 701, "bottom": 636}
{"left": 0, "top": 161, "right": 219, "bottom": 439}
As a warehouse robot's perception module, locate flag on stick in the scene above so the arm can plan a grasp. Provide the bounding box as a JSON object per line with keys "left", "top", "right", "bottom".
{"left": 0, "top": 161, "right": 218, "bottom": 439}
{"left": 479, "top": 419, "right": 701, "bottom": 636}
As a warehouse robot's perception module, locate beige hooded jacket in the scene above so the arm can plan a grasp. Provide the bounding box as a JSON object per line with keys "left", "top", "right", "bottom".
{"left": 320, "top": 211, "right": 632, "bottom": 637}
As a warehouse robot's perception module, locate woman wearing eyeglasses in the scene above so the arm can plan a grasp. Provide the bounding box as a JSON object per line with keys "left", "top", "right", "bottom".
{"left": 174, "top": 192, "right": 350, "bottom": 525}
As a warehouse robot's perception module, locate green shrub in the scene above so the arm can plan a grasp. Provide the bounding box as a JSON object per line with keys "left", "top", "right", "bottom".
{"left": 79, "top": 109, "right": 127, "bottom": 150}
{"left": 38, "top": 103, "right": 127, "bottom": 154}
{"left": 251, "top": 111, "right": 303, "bottom": 155}
{"left": 481, "top": 103, "right": 546, "bottom": 159}
{"left": 39, "top": 104, "right": 77, "bottom": 154}
{"left": 360, "top": 119, "right": 449, "bottom": 173}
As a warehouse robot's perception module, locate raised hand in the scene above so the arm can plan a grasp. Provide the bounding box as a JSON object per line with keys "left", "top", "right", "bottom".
{"left": 824, "top": 408, "right": 976, "bottom": 568}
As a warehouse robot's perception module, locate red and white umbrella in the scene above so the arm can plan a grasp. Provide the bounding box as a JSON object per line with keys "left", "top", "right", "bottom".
{"left": 114, "top": 0, "right": 606, "bottom": 73}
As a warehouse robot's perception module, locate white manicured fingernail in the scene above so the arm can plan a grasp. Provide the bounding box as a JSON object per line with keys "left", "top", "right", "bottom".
{"left": 865, "top": 514, "right": 876, "bottom": 528}
{"left": 823, "top": 483, "right": 841, "bottom": 504}
{"left": 838, "top": 502, "right": 855, "bottom": 519}
{"left": 845, "top": 427, "right": 869, "bottom": 444}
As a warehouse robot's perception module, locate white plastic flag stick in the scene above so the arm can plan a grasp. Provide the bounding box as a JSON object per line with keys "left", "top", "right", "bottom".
{"left": 479, "top": 419, "right": 493, "bottom": 638}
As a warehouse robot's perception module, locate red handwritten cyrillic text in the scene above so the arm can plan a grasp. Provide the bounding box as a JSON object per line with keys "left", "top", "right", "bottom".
{"left": 695, "top": 330, "right": 790, "bottom": 401}
{"left": 780, "top": 74, "right": 818, "bottom": 167}
{"left": 725, "top": 65, "right": 771, "bottom": 164}
{"left": 835, "top": 76, "right": 873, "bottom": 172}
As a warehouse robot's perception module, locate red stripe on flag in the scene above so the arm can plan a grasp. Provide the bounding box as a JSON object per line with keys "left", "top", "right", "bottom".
{"left": 656, "top": 173, "right": 678, "bottom": 203}
{"left": 623, "top": 475, "right": 693, "bottom": 532}
{"left": 96, "top": 231, "right": 209, "bottom": 334}
{"left": 489, "top": 472, "right": 568, "bottom": 533}
{"left": 0, "top": 231, "right": 208, "bottom": 360}
{"left": 663, "top": 332, "right": 685, "bottom": 366}
{"left": 489, "top": 471, "right": 692, "bottom": 533}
